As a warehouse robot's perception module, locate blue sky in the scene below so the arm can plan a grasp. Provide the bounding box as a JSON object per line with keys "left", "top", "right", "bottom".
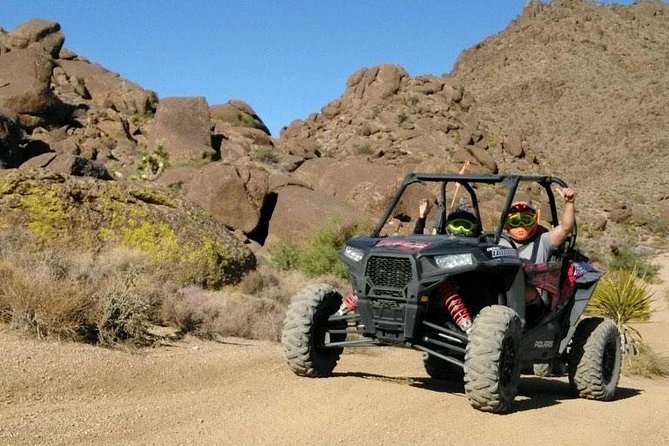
{"left": 2, "top": 1, "right": 632, "bottom": 136}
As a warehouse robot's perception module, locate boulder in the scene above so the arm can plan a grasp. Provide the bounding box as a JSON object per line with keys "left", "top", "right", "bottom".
{"left": 451, "top": 147, "right": 497, "bottom": 174}
{"left": 58, "top": 58, "right": 158, "bottom": 115}
{"left": 292, "top": 157, "right": 405, "bottom": 215}
{"left": 4, "top": 19, "right": 64, "bottom": 57}
{"left": 183, "top": 162, "right": 269, "bottom": 233}
{"left": 0, "top": 48, "right": 57, "bottom": 115}
{"left": 0, "top": 108, "right": 22, "bottom": 167}
{"left": 210, "top": 100, "right": 270, "bottom": 135}
{"left": 19, "top": 153, "right": 111, "bottom": 179}
{"left": 147, "top": 96, "right": 215, "bottom": 162}
{"left": 265, "top": 184, "right": 361, "bottom": 244}
{"left": 502, "top": 132, "right": 526, "bottom": 158}
{"left": 413, "top": 75, "right": 444, "bottom": 95}
{"left": 346, "top": 64, "right": 408, "bottom": 102}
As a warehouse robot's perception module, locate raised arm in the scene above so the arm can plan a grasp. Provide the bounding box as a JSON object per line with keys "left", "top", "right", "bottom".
{"left": 413, "top": 198, "right": 431, "bottom": 234}
{"left": 549, "top": 187, "right": 576, "bottom": 249}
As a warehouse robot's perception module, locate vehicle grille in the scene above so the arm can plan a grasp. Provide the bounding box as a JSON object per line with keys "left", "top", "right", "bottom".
{"left": 366, "top": 256, "right": 412, "bottom": 290}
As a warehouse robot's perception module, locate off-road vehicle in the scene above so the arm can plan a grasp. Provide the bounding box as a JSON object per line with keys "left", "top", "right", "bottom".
{"left": 281, "top": 173, "right": 621, "bottom": 413}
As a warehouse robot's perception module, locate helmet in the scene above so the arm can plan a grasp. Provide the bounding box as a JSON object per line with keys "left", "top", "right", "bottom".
{"left": 504, "top": 201, "right": 539, "bottom": 242}
{"left": 446, "top": 209, "right": 479, "bottom": 237}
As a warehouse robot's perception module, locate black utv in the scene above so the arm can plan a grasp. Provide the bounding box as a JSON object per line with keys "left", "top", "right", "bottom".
{"left": 281, "top": 173, "right": 621, "bottom": 413}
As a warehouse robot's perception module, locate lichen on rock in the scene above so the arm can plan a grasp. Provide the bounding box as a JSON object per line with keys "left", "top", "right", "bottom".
{"left": 0, "top": 169, "right": 255, "bottom": 287}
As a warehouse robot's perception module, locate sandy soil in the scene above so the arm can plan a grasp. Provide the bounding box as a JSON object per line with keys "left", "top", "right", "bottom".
{"left": 2, "top": 255, "right": 668, "bottom": 446}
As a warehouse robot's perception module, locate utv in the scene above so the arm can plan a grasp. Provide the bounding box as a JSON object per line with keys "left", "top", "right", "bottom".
{"left": 281, "top": 173, "right": 621, "bottom": 413}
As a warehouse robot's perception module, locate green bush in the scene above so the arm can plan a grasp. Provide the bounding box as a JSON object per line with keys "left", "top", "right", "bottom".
{"left": 251, "top": 146, "right": 276, "bottom": 163}
{"left": 269, "top": 220, "right": 372, "bottom": 278}
{"left": 586, "top": 268, "right": 654, "bottom": 355}
{"left": 269, "top": 240, "right": 301, "bottom": 271}
{"left": 134, "top": 144, "right": 170, "bottom": 180}
{"left": 608, "top": 248, "right": 659, "bottom": 283}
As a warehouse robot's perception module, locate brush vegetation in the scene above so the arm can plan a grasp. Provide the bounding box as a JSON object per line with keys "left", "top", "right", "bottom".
{"left": 0, "top": 230, "right": 318, "bottom": 345}
{"left": 268, "top": 220, "right": 373, "bottom": 278}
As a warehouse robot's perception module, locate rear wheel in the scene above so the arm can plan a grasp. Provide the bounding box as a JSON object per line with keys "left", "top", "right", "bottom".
{"left": 281, "top": 284, "right": 347, "bottom": 377}
{"left": 423, "top": 353, "right": 464, "bottom": 382}
{"left": 464, "top": 305, "right": 522, "bottom": 413}
{"left": 568, "top": 317, "right": 621, "bottom": 400}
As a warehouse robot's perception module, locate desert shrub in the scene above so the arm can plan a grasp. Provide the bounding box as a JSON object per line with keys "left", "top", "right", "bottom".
{"left": 297, "top": 223, "right": 351, "bottom": 278}
{"left": 95, "top": 267, "right": 156, "bottom": 346}
{"left": 622, "top": 342, "right": 669, "bottom": 378}
{"left": 608, "top": 248, "right": 659, "bottom": 283}
{"left": 134, "top": 144, "right": 170, "bottom": 180}
{"left": 161, "top": 285, "right": 289, "bottom": 341}
{"left": 97, "top": 284, "right": 150, "bottom": 345}
{"left": 269, "top": 240, "right": 300, "bottom": 271}
{"left": 269, "top": 220, "right": 372, "bottom": 278}
{"left": 237, "top": 267, "right": 281, "bottom": 295}
{"left": 586, "top": 268, "right": 654, "bottom": 355}
{"left": 0, "top": 230, "right": 174, "bottom": 345}
{"left": 162, "top": 267, "right": 308, "bottom": 341}
{"left": 251, "top": 146, "right": 275, "bottom": 163}
{"left": 0, "top": 260, "right": 97, "bottom": 340}
{"left": 129, "top": 110, "right": 155, "bottom": 125}
{"left": 355, "top": 144, "right": 373, "bottom": 155}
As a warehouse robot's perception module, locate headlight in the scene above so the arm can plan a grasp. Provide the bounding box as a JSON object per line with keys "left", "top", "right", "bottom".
{"left": 343, "top": 245, "right": 364, "bottom": 262}
{"left": 434, "top": 253, "right": 474, "bottom": 269}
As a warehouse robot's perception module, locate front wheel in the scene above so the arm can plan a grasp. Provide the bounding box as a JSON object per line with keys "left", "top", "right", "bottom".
{"left": 281, "top": 284, "right": 346, "bottom": 377}
{"left": 464, "top": 305, "right": 522, "bottom": 413}
{"left": 568, "top": 317, "right": 621, "bottom": 400}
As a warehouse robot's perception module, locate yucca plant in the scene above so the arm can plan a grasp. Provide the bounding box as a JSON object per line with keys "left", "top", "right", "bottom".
{"left": 586, "top": 268, "right": 654, "bottom": 356}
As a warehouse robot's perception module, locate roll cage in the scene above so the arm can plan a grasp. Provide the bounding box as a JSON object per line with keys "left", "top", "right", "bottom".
{"left": 372, "top": 173, "right": 572, "bottom": 249}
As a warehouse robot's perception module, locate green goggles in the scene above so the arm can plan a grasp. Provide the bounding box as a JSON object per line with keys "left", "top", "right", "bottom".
{"left": 447, "top": 218, "right": 478, "bottom": 236}
{"left": 505, "top": 212, "right": 537, "bottom": 228}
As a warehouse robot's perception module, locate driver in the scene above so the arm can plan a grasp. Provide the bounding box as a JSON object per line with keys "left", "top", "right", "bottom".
{"left": 501, "top": 187, "right": 576, "bottom": 304}
{"left": 413, "top": 198, "right": 480, "bottom": 237}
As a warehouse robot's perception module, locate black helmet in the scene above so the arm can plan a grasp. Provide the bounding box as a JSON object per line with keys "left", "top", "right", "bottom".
{"left": 446, "top": 209, "right": 479, "bottom": 237}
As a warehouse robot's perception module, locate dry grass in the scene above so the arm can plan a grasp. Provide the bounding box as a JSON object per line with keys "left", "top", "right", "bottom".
{"left": 0, "top": 231, "right": 172, "bottom": 345}
{"left": 0, "top": 230, "right": 354, "bottom": 346}
{"left": 623, "top": 343, "right": 669, "bottom": 378}
{"left": 161, "top": 267, "right": 316, "bottom": 341}
{"left": 0, "top": 259, "right": 97, "bottom": 340}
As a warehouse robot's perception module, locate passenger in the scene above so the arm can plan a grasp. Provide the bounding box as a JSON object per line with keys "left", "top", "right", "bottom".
{"left": 501, "top": 187, "right": 576, "bottom": 304}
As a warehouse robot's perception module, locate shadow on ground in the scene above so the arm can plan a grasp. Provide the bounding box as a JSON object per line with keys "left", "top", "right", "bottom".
{"left": 332, "top": 371, "right": 642, "bottom": 413}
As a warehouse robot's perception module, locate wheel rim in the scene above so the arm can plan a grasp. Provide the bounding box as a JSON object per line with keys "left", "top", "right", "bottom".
{"left": 602, "top": 338, "right": 616, "bottom": 383}
{"left": 500, "top": 336, "right": 518, "bottom": 387}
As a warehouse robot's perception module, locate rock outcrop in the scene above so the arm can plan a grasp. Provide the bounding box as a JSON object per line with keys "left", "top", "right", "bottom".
{"left": 1, "top": 0, "right": 668, "bottom": 262}
{"left": 0, "top": 169, "right": 255, "bottom": 286}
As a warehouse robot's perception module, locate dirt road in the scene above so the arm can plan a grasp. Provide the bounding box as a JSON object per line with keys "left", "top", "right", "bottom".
{"left": 2, "top": 254, "right": 668, "bottom": 446}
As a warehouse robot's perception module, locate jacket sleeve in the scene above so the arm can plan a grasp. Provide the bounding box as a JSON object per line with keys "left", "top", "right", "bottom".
{"left": 413, "top": 217, "right": 426, "bottom": 235}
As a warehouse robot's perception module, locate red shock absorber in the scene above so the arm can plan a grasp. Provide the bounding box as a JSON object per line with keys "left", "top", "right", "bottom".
{"left": 440, "top": 282, "right": 472, "bottom": 333}
{"left": 336, "top": 289, "right": 359, "bottom": 315}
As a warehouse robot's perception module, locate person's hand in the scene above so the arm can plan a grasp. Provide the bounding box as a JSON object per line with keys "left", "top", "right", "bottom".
{"left": 556, "top": 186, "right": 576, "bottom": 203}
{"left": 419, "top": 198, "right": 431, "bottom": 218}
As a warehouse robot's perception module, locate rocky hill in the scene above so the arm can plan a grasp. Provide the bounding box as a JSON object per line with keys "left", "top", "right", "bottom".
{"left": 276, "top": 0, "right": 669, "bottom": 256}
{"left": 451, "top": 0, "right": 669, "bottom": 246}
{"left": 1, "top": 0, "right": 668, "bottom": 267}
